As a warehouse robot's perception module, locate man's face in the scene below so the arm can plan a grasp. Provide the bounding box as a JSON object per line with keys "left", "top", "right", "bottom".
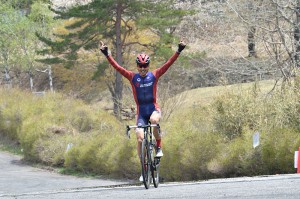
{"left": 137, "top": 64, "right": 149, "bottom": 77}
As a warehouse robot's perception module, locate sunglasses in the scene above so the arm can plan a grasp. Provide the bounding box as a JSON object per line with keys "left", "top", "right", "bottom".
{"left": 138, "top": 64, "right": 149, "bottom": 68}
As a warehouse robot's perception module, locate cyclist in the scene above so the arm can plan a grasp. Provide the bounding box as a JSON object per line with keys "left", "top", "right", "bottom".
{"left": 99, "top": 40, "right": 186, "bottom": 160}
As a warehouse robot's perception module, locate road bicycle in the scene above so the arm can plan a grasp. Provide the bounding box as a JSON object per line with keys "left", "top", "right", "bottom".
{"left": 126, "top": 122, "right": 161, "bottom": 189}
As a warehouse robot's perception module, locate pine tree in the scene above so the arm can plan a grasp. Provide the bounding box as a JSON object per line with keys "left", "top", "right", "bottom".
{"left": 37, "top": 0, "right": 192, "bottom": 118}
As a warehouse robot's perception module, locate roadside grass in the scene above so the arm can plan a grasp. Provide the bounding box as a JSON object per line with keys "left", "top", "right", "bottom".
{"left": 1, "top": 79, "right": 300, "bottom": 182}
{"left": 0, "top": 135, "right": 22, "bottom": 155}
{"left": 159, "top": 79, "right": 300, "bottom": 180}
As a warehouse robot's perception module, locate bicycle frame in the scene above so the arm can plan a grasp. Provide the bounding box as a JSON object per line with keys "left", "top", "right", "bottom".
{"left": 126, "top": 123, "right": 160, "bottom": 153}
{"left": 126, "top": 123, "right": 161, "bottom": 189}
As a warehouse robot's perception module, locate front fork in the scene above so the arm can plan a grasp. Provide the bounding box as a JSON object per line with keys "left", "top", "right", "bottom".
{"left": 149, "top": 140, "right": 160, "bottom": 170}
{"left": 148, "top": 129, "right": 161, "bottom": 171}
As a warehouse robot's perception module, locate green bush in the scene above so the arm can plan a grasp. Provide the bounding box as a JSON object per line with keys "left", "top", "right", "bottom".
{"left": 0, "top": 89, "right": 24, "bottom": 140}
{"left": 1, "top": 81, "right": 300, "bottom": 182}
{"left": 64, "top": 130, "right": 139, "bottom": 179}
{"left": 205, "top": 83, "right": 300, "bottom": 178}
{"left": 260, "top": 128, "right": 300, "bottom": 174}
{"left": 209, "top": 127, "right": 300, "bottom": 177}
{"left": 162, "top": 106, "right": 221, "bottom": 181}
{"left": 207, "top": 136, "right": 248, "bottom": 177}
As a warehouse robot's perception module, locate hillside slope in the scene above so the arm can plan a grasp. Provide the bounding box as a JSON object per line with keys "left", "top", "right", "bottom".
{"left": 172, "top": 79, "right": 279, "bottom": 110}
{"left": 36, "top": 0, "right": 281, "bottom": 104}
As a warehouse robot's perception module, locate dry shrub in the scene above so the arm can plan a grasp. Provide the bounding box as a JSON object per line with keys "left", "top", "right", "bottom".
{"left": 0, "top": 89, "right": 26, "bottom": 140}
{"left": 211, "top": 90, "right": 252, "bottom": 140}
{"left": 0, "top": 87, "right": 140, "bottom": 178}
{"left": 28, "top": 99, "right": 122, "bottom": 168}
{"left": 208, "top": 127, "right": 300, "bottom": 177}
{"left": 64, "top": 130, "right": 139, "bottom": 179}
{"left": 34, "top": 134, "right": 70, "bottom": 166}
{"left": 207, "top": 134, "right": 251, "bottom": 177}
{"left": 161, "top": 105, "right": 221, "bottom": 181}
{"left": 206, "top": 82, "right": 300, "bottom": 177}
{"left": 259, "top": 128, "right": 300, "bottom": 174}
{"left": 2, "top": 81, "right": 300, "bottom": 181}
{"left": 160, "top": 81, "right": 300, "bottom": 181}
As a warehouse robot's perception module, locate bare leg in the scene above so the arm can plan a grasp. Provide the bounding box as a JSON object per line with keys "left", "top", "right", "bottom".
{"left": 136, "top": 128, "right": 144, "bottom": 158}
{"left": 150, "top": 111, "right": 162, "bottom": 147}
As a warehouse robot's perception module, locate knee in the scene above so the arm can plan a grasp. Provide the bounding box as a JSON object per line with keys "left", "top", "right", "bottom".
{"left": 150, "top": 111, "right": 161, "bottom": 124}
{"left": 136, "top": 129, "right": 144, "bottom": 143}
{"left": 137, "top": 137, "right": 143, "bottom": 143}
{"left": 150, "top": 117, "right": 159, "bottom": 124}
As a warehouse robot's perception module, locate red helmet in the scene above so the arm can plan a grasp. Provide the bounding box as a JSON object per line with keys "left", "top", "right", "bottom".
{"left": 136, "top": 53, "right": 150, "bottom": 65}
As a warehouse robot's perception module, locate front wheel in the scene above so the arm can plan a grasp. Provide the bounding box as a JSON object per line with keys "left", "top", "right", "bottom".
{"left": 141, "top": 139, "right": 150, "bottom": 189}
{"left": 152, "top": 157, "right": 160, "bottom": 188}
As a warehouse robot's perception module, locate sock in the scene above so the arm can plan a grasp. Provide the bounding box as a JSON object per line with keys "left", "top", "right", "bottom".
{"left": 156, "top": 139, "right": 161, "bottom": 148}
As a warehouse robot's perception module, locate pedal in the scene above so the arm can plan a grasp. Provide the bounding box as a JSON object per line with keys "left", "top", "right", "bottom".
{"left": 154, "top": 157, "right": 160, "bottom": 165}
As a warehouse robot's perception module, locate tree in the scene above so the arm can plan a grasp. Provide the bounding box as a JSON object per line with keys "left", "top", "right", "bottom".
{"left": 295, "top": 0, "right": 300, "bottom": 68}
{"left": 246, "top": 1, "right": 263, "bottom": 58}
{"left": 24, "top": 1, "right": 55, "bottom": 90}
{"left": 1, "top": 0, "right": 51, "bottom": 15}
{"left": 227, "top": 0, "right": 300, "bottom": 82}
{"left": 0, "top": 1, "right": 55, "bottom": 90}
{"left": 37, "top": 0, "right": 192, "bottom": 118}
{"left": 0, "top": 3, "right": 22, "bottom": 87}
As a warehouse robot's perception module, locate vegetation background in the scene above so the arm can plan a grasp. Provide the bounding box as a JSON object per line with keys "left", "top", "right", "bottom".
{"left": 1, "top": 0, "right": 300, "bottom": 182}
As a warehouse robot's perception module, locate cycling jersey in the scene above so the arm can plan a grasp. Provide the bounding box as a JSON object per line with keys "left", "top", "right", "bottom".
{"left": 106, "top": 52, "right": 180, "bottom": 125}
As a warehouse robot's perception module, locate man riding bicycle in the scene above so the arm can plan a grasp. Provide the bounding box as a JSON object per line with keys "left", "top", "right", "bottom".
{"left": 99, "top": 40, "right": 186, "bottom": 164}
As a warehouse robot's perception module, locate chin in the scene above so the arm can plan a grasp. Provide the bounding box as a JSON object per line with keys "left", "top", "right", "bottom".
{"left": 139, "top": 71, "right": 147, "bottom": 76}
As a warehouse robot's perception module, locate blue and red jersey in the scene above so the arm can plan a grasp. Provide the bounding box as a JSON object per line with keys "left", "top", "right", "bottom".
{"left": 106, "top": 52, "right": 180, "bottom": 125}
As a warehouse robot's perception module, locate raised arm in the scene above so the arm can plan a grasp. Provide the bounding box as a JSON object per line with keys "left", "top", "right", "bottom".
{"left": 99, "top": 41, "right": 133, "bottom": 80}
{"left": 153, "top": 41, "right": 186, "bottom": 78}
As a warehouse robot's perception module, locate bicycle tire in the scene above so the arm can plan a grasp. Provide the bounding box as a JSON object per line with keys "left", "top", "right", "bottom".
{"left": 152, "top": 157, "right": 160, "bottom": 188}
{"left": 141, "top": 139, "right": 150, "bottom": 189}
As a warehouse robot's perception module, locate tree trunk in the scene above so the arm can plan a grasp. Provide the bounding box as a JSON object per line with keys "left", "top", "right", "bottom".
{"left": 48, "top": 65, "right": 53, "bottom": 92}
{"left": 29, "top": 71, "right": 34, "bottom": 91}
{"left": 4, "top": 65, "right": 11, "bottom": 88}
{"left": 113, "top": 2, "right": 124, "bottom": 119}
{"left": 248, "top": 26, "right": 257, "bottom": 58}
{"left": 295, "top": 1, "right": 300, "bottom": 68}
{"left": 247, "top": 0, "right": 263, "bottom": 57}
{"left": 247, "top": 2, "right": 258, "bottom": 58}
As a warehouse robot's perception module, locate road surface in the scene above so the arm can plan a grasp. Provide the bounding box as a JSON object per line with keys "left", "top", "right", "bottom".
{"left": 1, "top": 151, "right": 299, "bottom": 199}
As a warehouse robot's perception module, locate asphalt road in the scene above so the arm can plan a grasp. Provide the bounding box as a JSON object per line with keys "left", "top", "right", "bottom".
{"left": 1, "top": 151, "right": 300, "bottom": 199}
{"left": 0, "top": 151, "right": 132, "bottom": 197}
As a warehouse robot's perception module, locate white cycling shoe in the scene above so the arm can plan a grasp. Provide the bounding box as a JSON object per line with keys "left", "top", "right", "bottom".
{"left": 139, "top": 175, "right": 143, "bottom": 182}
{"left": 156, "top": 147, "right": 163, "bottom": 157}
{"left": 139, "top": 175, "right": 157, "bottom": 183}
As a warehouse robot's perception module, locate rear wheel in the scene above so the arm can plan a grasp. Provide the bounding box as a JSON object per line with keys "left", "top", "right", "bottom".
{"left": 152, "top": 156, "right": 160, "bottom": 188}
{"left": 141, "top": 139, "right": 150, "bottom": 189}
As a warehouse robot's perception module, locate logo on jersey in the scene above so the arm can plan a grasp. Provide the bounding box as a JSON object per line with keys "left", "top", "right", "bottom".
{"left": 140, "top": 82, "right": 153, "bottom": 88}
{"left": 137, "top": 78, "right": 141, "bottom": 82}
